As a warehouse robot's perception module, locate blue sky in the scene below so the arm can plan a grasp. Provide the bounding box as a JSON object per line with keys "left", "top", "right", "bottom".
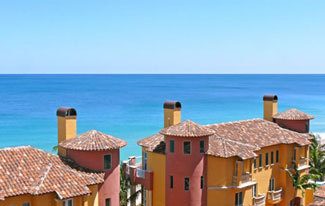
{"left": 0, "top": 1, "right": 324, "bottom": 74}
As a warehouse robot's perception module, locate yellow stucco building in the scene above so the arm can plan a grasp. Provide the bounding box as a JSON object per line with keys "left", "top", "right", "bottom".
{"left": 129, "top": 95, "right": 315, "bottom": 206}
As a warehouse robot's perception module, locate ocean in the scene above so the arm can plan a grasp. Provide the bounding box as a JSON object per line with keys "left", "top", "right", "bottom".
{"left": 0, "top": 74, "right": 324, "bottom": 160}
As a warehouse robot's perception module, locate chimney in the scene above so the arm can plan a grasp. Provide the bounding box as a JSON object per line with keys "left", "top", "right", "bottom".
{"left": 263, "top": 95, "right": 278, "bottom": 121}
{"left": 56, "top": 107, "right": 77, "bottom": 156}
{"left": 163, "top": 101, "right": 182, "bottom": 128}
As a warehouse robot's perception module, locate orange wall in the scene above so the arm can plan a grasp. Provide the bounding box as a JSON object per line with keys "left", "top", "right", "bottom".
{"left": 0, "top": 185, "right": 99, "bottom": 206}
{"left": 146, "top": 150, "right": 166, "bottom": 206}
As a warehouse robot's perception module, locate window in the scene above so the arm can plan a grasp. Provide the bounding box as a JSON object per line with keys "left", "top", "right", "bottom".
{"left": 271, "top": 151, "right": 274, "bottom": 165}
{"left": 276, "top": 150, "right": 279, "bottom": 163}
{"left": 184, "top": 177, "right": 190, "bottom": 191}
{"left": 253, "top": 158, "right": 257, "bottom": 169}
{"left": 293, "top": 148, "right": 297, "bottom": 161}
{"left": 259, "top": 154, "right": 262, "bottom": 168}
{"left": 183, "top": 141, "right": 191, "bottom": 154}
{"left": 22, "top": 203, "right": 30, "bottom": 206}
{"left": 104, "top": 154, "right": 112, "bottom": 170}
{"left": 200, "top": 176, "right": 204, "bottom": 189}
{"left": 170, "top": 140, "right": 175, "bottom": 153}
{"left": 269, "top": 178, "right": 275, "bottom": 191}
{"left": 105, "top": 198, "right": 111, "bottom": 206}
{"left": 200, "top": 140, "right": 205, "bottom": 153}
{"left": 64, "top": 199, "right": 73, "bottom": 206}
{"left": 252, "top": 184, "right": 257, "bottom": 197}
{"left": 265, "top": 153, "right": 269, "bottom": 166}
{"left": 235, "top": 192, "right": 243, "bottom": 206}
{"left": 170, "top": 176, "right": 174, "bottom": 188}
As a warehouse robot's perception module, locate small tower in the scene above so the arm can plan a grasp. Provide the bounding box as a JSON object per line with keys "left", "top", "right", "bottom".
{"left": 273, "top": 108, "right": 314, "bottom": 133}
{"left": 164, "top": 101, "right": 182, "bottom": 128}
{"left": 263, "top": 95, "right": 278, "bottom": 122}
{"left": 56, "top": 107, "right": 77, "bottom": 156}
{"left": 161, "top": 120, "right": 214, "bottom": 206}
{"left": 57, "top": 107, "right": 127, "bottom": 206}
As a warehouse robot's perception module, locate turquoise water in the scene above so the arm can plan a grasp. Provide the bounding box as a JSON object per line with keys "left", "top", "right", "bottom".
{"left": 0, "top": 74, "right": 324, "bottom": 160}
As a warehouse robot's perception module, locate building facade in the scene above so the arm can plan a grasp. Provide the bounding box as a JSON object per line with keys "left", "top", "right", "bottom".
{"left": 127, "top": 95, "right": 315, "bottom": 206}
{"left": 0, "top": 107, "right": 126, "bottom": 206}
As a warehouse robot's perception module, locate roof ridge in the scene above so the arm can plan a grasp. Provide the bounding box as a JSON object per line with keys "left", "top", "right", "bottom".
{"left": 31, "top": 163, "right": 53, "bottom": 194}
{"left": 0, "top": 145, "right": 32, "bottom": 151}
{"left": 205, "top": 118, "right": 262, "bottom": 127}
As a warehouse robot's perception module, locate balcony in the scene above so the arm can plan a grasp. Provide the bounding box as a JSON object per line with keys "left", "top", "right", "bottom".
{"left": 123, "top": 156, "right": 153, "bottom": 190}
{"left": 232, "top": 172, "right": 253, "bottom": 186}
{"left": 291, "top": 157, "right": 309, "bottom": 171}
{"left": 267, "top": 188, "right": 283, "bottom": 204}
{"left": 253, "top": 194, "right": 266, "bottom": 206}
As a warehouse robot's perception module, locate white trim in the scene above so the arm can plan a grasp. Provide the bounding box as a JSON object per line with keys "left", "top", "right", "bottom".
{"left": 208, "top": 181, "right": 256, "bottom": 190}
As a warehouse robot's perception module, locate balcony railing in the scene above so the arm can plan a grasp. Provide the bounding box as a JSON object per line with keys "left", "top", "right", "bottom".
{"left": 299, "top": 157, "right": 308, "bottom": 167}
{"left": 122, "top": 156, "right": 153, "bottom": 190}
{"left": 267, "top": 188, "right": 282, "bottom": 202}
{"left": 136, "top": 168, "right": 145, "bottom": 178}
{"left": 233, "top": 172, "right": 252, "bottom": 185}
{"left": 253, "top": 194, "right": 266, "bottom": 206}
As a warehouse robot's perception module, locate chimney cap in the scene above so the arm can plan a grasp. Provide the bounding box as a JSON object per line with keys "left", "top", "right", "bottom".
{"left": 163, "top": 101, "right": 182, "bottom": 109}
{"left": 56, "top": 107, "right": 77, "bottom": 117}
{"left": 263, "top": 95, "right": 278, "bottom": 101}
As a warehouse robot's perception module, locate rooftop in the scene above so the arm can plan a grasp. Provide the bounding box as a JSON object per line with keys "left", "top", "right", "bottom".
{"left": 273, "top": 108, "right": 314, "bottom": 120}
{"left": 59, "top": 130, "right": 127, "bottom": 151}
{"left": 160, "top": 120, "right": 215, "bottom": 138}
{"left": 139, "top": 119, "right": 311, "bottom": 159}
{"left": 0, "top": 146, "right": 104, "bottom": 200}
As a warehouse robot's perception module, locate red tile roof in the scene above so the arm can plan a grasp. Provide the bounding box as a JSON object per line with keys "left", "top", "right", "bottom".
{"left": 273, "top": 108, "right": 314, "bottom": 120}
{"left": 59, "top": 130, "right": 127, "bottom": 151}
{"left": 0, "top": 146, "right": 104, "bottom": 200}
{"left": 138, "top": 133, "right": 165, "bottom": 154}
{"left": 160, "top": 120, "right": 215, "bottom": 137}
{"left": 138, "top": 119, "right": 311, "bottom": 159}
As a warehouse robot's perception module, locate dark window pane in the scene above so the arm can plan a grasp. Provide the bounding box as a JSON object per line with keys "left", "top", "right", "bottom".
{"left": 200, "top": 176, "right": 204, "bottom": 189}
{"left": 265, "top": 153, "right": 269, "bottom": 166}
{"left": 183, "top": 141, "right": 191, "bottom": 154}
{"left": 276, "top": 150, "right": 279, "bottom": 163}
{"left": 105, "top": 198, "right": 111, "bottom": 206}
{"left": 104, "top": 155, "right": 112, "bottom": 170}
{"left": 184, "top": 177, "right": 190, "bottom": 191}
{"left": 170, "top": 176, "right": 174, "bottom": 188}
{"left": 271, "top": 152, "right": 274, "bottom": 164}
{"left": 170, "top": 140, "right": 175, "bottom": 153}
{"left": 253, "top": 158, "right": 257, "bottom": 169}
{"left": 259, "top": 154, "right": 262, "bottom": 167}
{"left": 200, "top": 140, "right": 205, "bottom": 153}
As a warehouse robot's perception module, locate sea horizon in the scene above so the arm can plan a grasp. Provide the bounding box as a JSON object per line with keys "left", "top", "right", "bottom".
{"left": 0, "top": 74, "right": 324, "bottom": 160}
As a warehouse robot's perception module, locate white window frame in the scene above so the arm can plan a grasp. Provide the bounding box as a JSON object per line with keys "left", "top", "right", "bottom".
{"left": 235, "top": 192, "right": 243, "bottom": 206}
{"left": 252, "top": 184, "right": 257, "bottom": 197}
{"left": 63, "top": 199, "right": 73, "bottom": 206}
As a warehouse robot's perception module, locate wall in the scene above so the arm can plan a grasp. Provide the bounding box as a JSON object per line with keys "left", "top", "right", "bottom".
{"left": 0, "top": 191, "right": 98, "bottom": 206}
{"left": 67, "top": 149, "right": 120, "bottom": 206}
{"left": 146, "top": 151, "right": 166, "bottom": 206}
{"left": 275, "top": 119, "right": 309, "bottom": 133}
{"left": 165, "top": 135, "right": 208, "bottom": 206}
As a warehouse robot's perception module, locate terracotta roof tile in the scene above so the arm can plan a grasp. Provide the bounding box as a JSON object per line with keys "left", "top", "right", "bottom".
{"left": 207, "top": 135, "right": 259, "bottom": 159}
{"left": 59, "top": 130, "right": 127, "bottom": 151}
{"left": 207, "top": 119, "right": 310, "bottom": 148}
{"left": 273, "top": 108, "right": 314, "bottom": 120}
{"left": 138, "top": 119, "right": 311, "bottom": 159}
{"left": 137, "top": 133, "right": 165, "bottom": 154}
{"left": 160, "top": 120, "right": 215, "bottom": 137}
{"left": 0, "top": 146, "right": 104, "bottom": 200}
